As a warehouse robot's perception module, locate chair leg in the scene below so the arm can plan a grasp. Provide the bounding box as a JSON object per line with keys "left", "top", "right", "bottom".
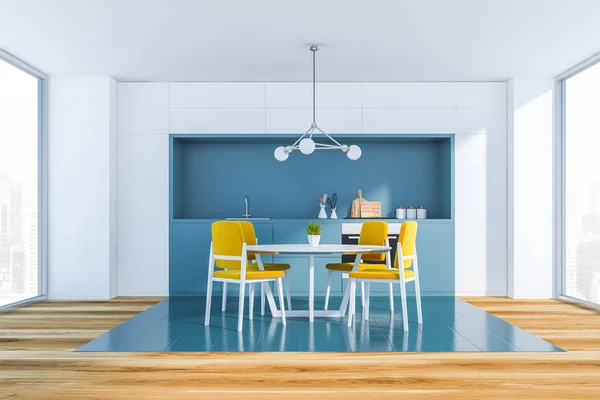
{"left": 361, "top": 281, "right": 365, "bottom": 308}
{"left": 237, "top": 282, "right": 246, "bottom": 332}
{"left": 324, "top": 270, "right": 332, "bottom": 310}
{"left": 348, "top": 280, "right": 356, "bottom": 327}
{"left": 388, "top": 282, "right": 394, "bottom": 312}
{"left": 221, "top": 282, "right": 228, "bottom": 312}
{"left": 415, "top": 277, "right": 423, "bottom": 325}
{"left": 204, "top": 276, "right": 214, "bottom": 326}
{"left": 284, "top": 274, "right": 292, "bottom": 311}
{"left": 277, "top": 278, "right": 287, "bottom": 326}
{"left": 365, "top": 282, "right": 370, "bottom": 320}
{"left": 249, "top": 283, "right": 255, "bottom": 320}
{"left": 260, "top": 282, "right": 265, "bottom": 316}
{"left": 399, "top": 280, "right": 408, "bottom": 331}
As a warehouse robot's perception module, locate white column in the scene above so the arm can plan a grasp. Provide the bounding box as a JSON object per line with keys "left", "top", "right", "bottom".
{"left": 48, "top": 76, "right": 117, "bottom": 299}
{"left": 507, "top": 78, "right": 554, "bottom": 299}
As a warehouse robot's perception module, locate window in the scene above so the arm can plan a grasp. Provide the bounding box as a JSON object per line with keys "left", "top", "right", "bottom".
{"left": 0, "top": 52, "right": 46, "bottom": 308}
{"left": 560, "top": 56, "right": 600, "bottom": 306}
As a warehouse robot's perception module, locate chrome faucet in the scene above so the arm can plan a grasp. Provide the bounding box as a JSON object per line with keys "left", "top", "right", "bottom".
{"left": 243, "top": 196, "right": 251, "bottom": 219}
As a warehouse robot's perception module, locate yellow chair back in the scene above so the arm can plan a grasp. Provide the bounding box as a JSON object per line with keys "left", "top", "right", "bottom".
{"left": 212, "top": 221, "right": 246, "bottom": 270}
{"left": 359, "top": 221, "right": 389, "bottom": 261}
{"left": 394, "top": 221, "right": 418, "bottom": 269}
{"left": 236, "top": 221, "right": 257, "bottom": 261}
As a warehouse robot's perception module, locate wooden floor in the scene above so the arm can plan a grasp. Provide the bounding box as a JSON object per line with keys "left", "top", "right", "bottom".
{"left": 1, "top": 297, "right": 599, "bottom": 399}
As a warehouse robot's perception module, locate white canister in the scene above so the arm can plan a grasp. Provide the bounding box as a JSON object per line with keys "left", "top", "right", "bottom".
{"left": 395, "top": 207, "right": 406, "bottom": 219}
{"left": 406, "top": 206, "right": 417, "bottom": 219}
{"left": 416, "top": 206, "right": 427, "bottom": 219}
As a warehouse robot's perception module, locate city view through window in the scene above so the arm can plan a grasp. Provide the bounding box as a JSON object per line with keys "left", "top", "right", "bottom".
{"left": 564, "top": 61, "right": 600, "bottom": 305}
{"left": 0, "top": 57, "right": 39, "bottom": 307}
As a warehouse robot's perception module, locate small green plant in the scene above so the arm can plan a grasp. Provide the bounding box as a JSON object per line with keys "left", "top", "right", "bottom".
{"left": 306, "top": 221, "right": 322, "bottom": 235}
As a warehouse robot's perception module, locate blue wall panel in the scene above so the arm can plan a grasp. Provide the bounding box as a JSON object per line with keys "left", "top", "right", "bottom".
{"left": 174, "top": 137, "right": 452, "bottom": 220}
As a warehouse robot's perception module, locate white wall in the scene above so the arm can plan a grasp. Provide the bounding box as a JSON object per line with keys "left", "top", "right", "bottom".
{"left": 116, "top": 82, "right": 508, "bottom": 297}
{"left": 116, "top": 83, "right": 169, "bottom": 296}
{"left": 507, "top": 78, "right": 554, "bottom": 299}
{"left": 48, "top": 76, "right": 117, "bottom": 299}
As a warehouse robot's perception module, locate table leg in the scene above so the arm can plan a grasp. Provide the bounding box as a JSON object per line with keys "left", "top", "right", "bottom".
{"left": 256, "top": 254, "right": 281, "bottom": 317}
{"left": 309, "top": 255, "right": 315, "bottom": 323}
{"left": 339, "top": 278, "right": 350, "bottom": 316}
{"left": 339, "top": 254, "right": 361, "bottom": 316}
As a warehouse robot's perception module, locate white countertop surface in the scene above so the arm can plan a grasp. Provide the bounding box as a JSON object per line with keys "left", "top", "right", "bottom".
{"left": 247, "top": 244, "right": 389, "bottom": 255}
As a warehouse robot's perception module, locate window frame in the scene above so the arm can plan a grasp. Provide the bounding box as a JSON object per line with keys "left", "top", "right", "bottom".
{"left": 0, "top": 49, "right": 48, "bottom": 311}
{"left": 555, "top": 52, "right": 600, "bottom": 308}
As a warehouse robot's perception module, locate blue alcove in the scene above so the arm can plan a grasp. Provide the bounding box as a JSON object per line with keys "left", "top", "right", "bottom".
{"left": 169, "top": 134, "right": 455, "bottom": 297}
{"left": 171, "top": 135, "right": 453, "bottom": 220}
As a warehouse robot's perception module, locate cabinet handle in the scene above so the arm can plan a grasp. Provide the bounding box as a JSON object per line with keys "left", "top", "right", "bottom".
{"left": 348, "top": 235, "right": 396, "bottom": 239}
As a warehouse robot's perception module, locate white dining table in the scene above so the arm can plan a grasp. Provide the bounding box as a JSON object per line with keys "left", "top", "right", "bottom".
{"left": 248, "top": 244, "right": 390, "bottom": 322}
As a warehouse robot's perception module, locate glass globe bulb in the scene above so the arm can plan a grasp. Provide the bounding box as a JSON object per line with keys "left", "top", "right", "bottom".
{"left": 299, "top": 138, "right": 316, "bottom": 155}
{"left": 274, "top": 146, "right": 289, "bottom": 161}
{"left": 346, "top": 145, "right": 362, "bottom": 160}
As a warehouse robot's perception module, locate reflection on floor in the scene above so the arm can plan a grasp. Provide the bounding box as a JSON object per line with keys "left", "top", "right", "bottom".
{"left": 77, "top": 296, "right": 564, "bottom": 352}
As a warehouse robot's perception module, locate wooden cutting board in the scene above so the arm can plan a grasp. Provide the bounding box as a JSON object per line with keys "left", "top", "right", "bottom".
{"left": 351, "top": 190, "right": 381, "bottom": 218}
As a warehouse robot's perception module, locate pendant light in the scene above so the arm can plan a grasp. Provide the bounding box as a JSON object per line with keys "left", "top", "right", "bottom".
{"left": 274, "top": 44, "right": 362, "bottom": 161}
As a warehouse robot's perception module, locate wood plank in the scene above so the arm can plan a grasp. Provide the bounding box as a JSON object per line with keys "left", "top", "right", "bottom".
{"left": 0, "top": 296, "right": 599, "bottom": 399}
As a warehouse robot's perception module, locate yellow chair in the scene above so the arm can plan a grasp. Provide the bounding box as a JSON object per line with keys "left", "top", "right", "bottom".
{"left": 204, "top": 221, "right": 286, "bottom": 332}
{"left": 234, "top": 221, "right": 292, "bottom": 315}
{"left": 324, "top": 221, "right": 394, "bottom": 311}
{"left": 347, "top": 221, "right": 422, "bottom": 331}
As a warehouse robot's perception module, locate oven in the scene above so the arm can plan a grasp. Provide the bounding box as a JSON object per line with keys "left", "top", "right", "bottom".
{"left": 341, "top": 233, "right": 398, "bottom": 265}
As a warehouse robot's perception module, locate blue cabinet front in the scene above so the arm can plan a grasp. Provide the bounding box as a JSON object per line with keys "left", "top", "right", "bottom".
{"left": 170, "top": 222, "right": 274, "bottom": 296}
{"left": 169, "top": 220, "right": 454, "bottom": 297}
{"left": 169, "top": 223, "right": 212, "bottom": 296}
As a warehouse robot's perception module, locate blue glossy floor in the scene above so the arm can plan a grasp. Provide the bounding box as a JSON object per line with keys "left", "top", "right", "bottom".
{"left": 77, "top": 296, "right": 564, "bottom": 352}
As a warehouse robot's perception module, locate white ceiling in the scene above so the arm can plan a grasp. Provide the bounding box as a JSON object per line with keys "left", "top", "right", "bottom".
{"left": 1, "top": 0, "right": 600, "bottom": 82}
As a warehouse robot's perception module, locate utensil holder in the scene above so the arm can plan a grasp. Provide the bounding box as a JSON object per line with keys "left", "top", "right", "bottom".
{"left": 318, "top": 205, "right": 328, "bottom": 219}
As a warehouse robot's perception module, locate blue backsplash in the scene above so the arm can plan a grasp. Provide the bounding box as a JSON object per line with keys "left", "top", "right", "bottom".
{"left": 171, "top": 135, "right": 453, "bottom": 219}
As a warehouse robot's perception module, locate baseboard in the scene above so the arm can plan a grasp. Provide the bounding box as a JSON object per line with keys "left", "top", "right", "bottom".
{"left": 115, "top": 291, "right": 169, "bottom": 297}
{"left": 455, "top": 291, "right": 508, "bottom": 297}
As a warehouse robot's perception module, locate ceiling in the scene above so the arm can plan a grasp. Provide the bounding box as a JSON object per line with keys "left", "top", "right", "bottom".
{"left": 1, "top": 0, "right": 599, "bottom": 82}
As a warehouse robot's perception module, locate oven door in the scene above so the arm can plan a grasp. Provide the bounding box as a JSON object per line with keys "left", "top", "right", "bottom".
{"left": 341, "top": 234, "right": 398, "bottom": 265}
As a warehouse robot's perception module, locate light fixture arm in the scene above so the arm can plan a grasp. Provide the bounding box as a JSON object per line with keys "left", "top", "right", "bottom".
{"left": 273, "top": 44, "right": 362, "bottom": 162}
{"left": 311, "top": 44, "right": 317, "bottom": 124}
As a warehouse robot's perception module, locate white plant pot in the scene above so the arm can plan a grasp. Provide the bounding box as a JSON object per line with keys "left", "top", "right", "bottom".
{"left": 330, "top": 208, "right": 338, "bottom": 219}
{"left": 308, "top": 235, "right": 321, "bottom": 247}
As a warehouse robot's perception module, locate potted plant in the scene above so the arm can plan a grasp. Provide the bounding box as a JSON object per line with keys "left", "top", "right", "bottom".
{"left": 306, "top": 221, "right": 322, "bottom": 247}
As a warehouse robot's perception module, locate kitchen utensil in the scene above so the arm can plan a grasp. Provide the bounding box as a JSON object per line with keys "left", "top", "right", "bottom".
{"left": 351, "top": 189, "right": 381, "bottom": 218}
